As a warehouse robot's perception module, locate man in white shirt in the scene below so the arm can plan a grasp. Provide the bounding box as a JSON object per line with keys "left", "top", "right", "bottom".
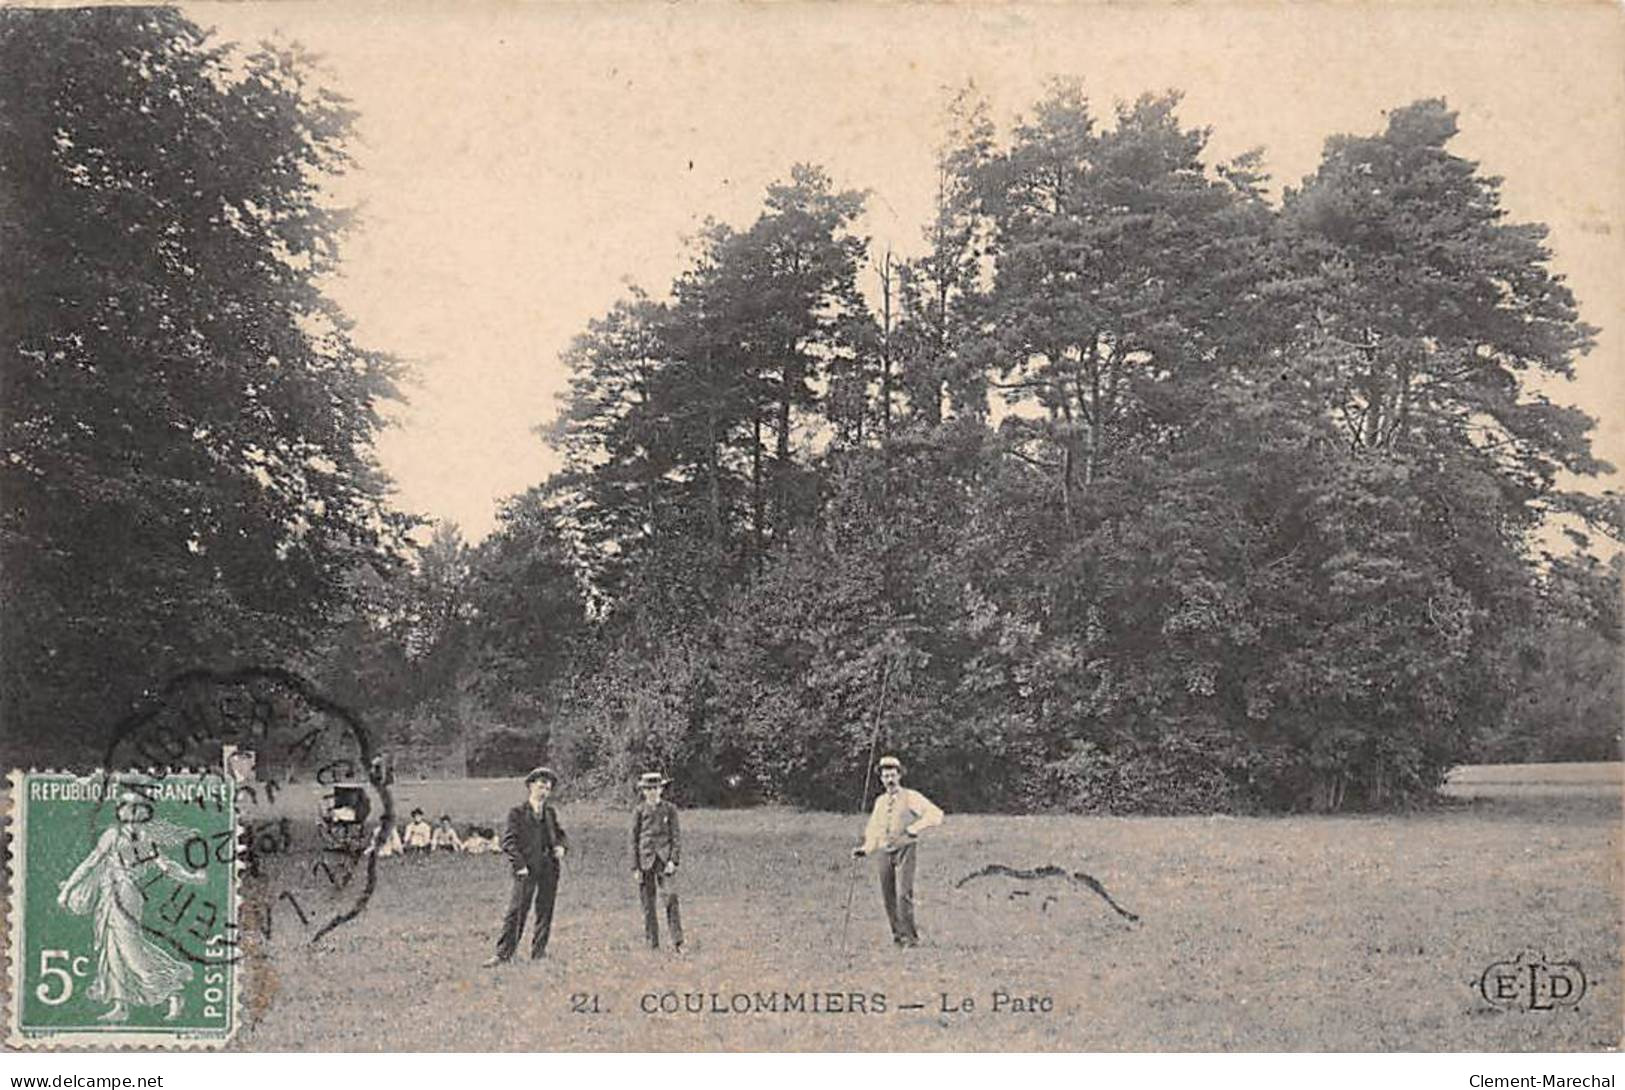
{"left": 461, "top": 826, "right": 499, "bottom": 854}
{"left": 852, "top": 755, "right": 944, "bottom": 947}
{"left": 431, "top": 815, "right": 463, "bottom": 853}
{"left": 402, "top": 808, "right": 433, "bottom": 855}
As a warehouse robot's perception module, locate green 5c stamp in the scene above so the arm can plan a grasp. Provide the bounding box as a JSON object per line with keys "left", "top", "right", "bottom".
{"left": 7, "top": 770, "right": 239, "bottom": 1048}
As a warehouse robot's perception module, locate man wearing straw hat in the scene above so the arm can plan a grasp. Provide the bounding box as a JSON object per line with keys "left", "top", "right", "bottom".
{"left": 483, "top": 766, "right": 569, "bottom": 965}
{"left": 630, "top": 771, "right": 684, "bottom": 952}
{"left": 852, "top": 755, "right": 943, "bottom": 948}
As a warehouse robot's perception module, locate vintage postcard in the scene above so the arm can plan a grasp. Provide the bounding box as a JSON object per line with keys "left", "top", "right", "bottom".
{"left": 1, "top": 0, "right": 1621, "bottom": 1064}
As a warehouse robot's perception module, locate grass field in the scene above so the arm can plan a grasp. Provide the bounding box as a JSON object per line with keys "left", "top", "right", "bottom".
{"left": 10, "top": 763, "right": 1621, "bottom": 1051}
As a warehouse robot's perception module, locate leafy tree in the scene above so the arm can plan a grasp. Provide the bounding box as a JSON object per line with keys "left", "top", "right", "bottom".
{"left": 737, "top": 165, "right": 870, "bottom": 469}
{"left": 1258, "top": 100, "right": 1614, "bottom": 801}
{"left": 962, "top": 85, "right": 1271, "bottom": 522}
{"left": 0, "top": 9, "right": 412, "bottom": 763}
{"left": 464, "top": 490, "right": 590, "bottom": 727}
{"left": 402, "top": 522, "right": 475, "bottom": 694}
{"left": 550, "top": 169, "right": 869, "bottom": 623}
{"left": 546, "top": 292, "right": 689, "bottom": 611}
{"left": 894, "top": 85, "right": 995, "bottom": 427}
{"left": 1478, "top": 550, "right": 1623, "bottom": 763}
{"left": 1284, "top": 101, "right": 1600, "bottom": 479}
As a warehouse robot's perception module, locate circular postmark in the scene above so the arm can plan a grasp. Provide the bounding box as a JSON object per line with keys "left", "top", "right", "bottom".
{"left": 96, "top": 667, "right": 396, "bottom": 960}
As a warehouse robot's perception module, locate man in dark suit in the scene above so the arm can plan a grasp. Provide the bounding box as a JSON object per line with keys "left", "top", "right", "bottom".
{"left": 483, "top": 767, "right": 569, "bottom": 965}
{"left": 629, "top": 771, "right": 684, "bottom": 952}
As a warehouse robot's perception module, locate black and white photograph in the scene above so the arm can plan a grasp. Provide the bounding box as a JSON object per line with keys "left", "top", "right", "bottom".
{"left": 2, "top": 0, "right": 1621, "bottom": 1071}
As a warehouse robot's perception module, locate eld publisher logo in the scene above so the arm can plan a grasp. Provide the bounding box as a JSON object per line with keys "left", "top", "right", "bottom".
{"left": 1478, "top": 952, "right": 1587, "bottom": 1012}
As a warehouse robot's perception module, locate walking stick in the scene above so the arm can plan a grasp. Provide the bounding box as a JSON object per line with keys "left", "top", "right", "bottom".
{"left": 838, "top": 653, "right": 892, "bottom": 958}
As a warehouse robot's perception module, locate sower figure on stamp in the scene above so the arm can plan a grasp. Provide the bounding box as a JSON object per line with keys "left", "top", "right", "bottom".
{"left": 630, "top": 771, "right": 684, "bottom": 952}
{"left": 56, "top": 793, "right": 206, "bottom": 1022}
{"left": 852, "top": 755, "right": 943, "bottom": 948}
{"left": 483, "top": 767, "right": 568, "bottom": 966}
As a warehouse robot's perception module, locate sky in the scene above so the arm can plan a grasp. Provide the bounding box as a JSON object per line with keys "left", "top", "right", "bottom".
{"left": 184, "top": 1, "right": 1625, "bottom": 542}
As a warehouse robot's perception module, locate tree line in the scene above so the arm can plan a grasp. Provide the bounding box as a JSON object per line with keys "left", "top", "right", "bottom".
{"left": 4, "top": 11, "right": 1618, "bottom": 810}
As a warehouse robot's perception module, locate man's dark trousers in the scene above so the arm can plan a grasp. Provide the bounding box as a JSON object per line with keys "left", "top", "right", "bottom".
{"left": 637, "top": 867, "right": 683, "bottom": 949}
{"left": 879, "top": 841, "right": 918, "bottom": 943}
{"left": 496, "top": 861, "right": 560, "bottom": 960}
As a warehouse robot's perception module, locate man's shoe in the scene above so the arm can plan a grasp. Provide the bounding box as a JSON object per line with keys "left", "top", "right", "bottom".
{"left": 673, "top": 942, "right": 685, "bottom": 956}
{"left": 481, "top": 956, "right": 507, "bottom": 968}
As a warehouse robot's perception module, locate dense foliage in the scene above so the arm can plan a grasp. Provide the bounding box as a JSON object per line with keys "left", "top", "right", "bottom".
{"left": 1, "top": 9, "right": 413, "bottom": 763}
{"left": 6, "top": 12, "right": 1615, "bottom": 806}
{"left": 532, "top": 89, "right": 1620, "bottom": 811}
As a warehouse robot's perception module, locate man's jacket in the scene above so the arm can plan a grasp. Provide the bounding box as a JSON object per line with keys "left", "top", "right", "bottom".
{"left": 630, "top": 800, "right": 681, "bottom": 871}
{"left": 502, "top": 802, "right": 568, "bottom": 875}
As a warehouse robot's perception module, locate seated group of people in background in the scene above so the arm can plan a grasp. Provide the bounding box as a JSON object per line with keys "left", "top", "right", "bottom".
{"left": 371, "top": 807, "right": 500, "bottom": 858}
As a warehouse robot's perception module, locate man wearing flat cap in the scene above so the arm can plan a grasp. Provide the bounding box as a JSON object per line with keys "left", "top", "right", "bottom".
{"left": 630, "top": 771, "right": 685, "bottom": 952}
{"left": 852, "top": 755, "right": 943, "bottom": 948}
{"left": 484, "top": 766, "right": 569, "bottom": 966}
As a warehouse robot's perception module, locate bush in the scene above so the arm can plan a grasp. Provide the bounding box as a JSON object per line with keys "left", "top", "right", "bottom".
{"left": 1046, "top": 738, "right": 1258, "bottom": 815}
{"left": 468, "top": 726, "right": 549, "bottom": 779}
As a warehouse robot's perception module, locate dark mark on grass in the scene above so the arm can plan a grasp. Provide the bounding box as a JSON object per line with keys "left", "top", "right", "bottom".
{"left": 955, "top": 863, "right": 1141, "bottom": 923}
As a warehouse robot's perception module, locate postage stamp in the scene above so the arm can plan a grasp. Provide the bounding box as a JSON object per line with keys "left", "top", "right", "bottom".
{"left": 6, "top": 771, "right": 240, "bottom": 1049}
